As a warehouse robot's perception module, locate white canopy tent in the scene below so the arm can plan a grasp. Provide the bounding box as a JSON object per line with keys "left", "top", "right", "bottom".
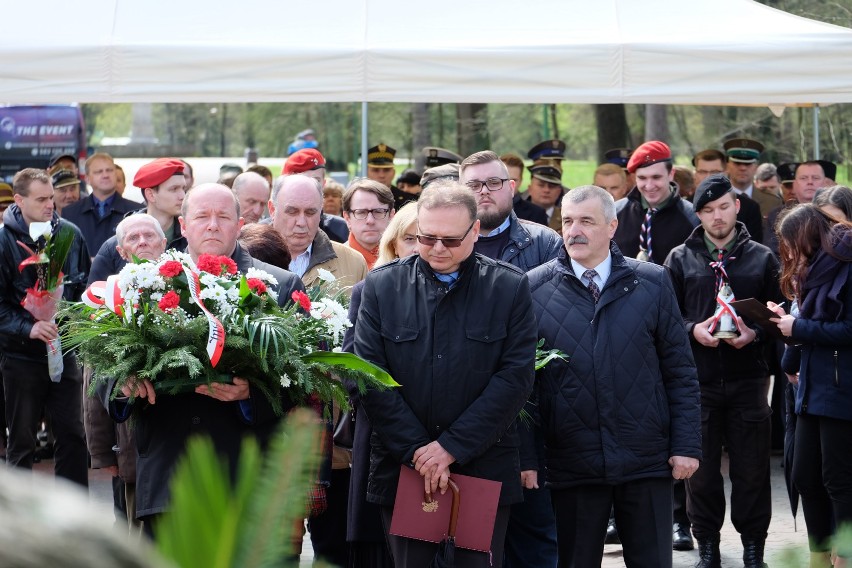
{"left": 2, "top": 0, "right": 852, "bottom": 106}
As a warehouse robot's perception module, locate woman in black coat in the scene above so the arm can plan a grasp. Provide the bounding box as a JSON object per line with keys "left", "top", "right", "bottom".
{"left": 771, "top": 204, "right": 852, "bottom": 567}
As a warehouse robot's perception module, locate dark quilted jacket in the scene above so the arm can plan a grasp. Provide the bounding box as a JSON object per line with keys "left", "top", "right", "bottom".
{"left": 528, "top": 243, "right": 701, "bottom": 489}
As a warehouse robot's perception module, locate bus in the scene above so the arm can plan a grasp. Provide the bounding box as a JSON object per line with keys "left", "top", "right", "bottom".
{"left": 0, "top": 104, "right": 87, "bottom": 182}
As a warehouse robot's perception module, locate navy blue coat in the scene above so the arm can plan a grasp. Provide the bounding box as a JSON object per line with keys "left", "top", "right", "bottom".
{"left": 528, "top": 243, "right": 701, "bottom": 488}
{"left": 790, "top": 264, "right": 852, "bottom": 422}
{"left": 61, "top": 193, "right": 142, "bottom": 257}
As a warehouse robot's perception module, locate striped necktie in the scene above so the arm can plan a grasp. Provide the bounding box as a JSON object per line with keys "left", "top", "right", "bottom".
{"left": 639, "top": 207, "right": 658, "bottom": 262}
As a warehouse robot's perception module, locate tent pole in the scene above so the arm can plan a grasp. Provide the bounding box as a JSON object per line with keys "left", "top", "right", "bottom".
{"left": 813, "top": 104, "right": 820, "bottom": 159}
{"left": 361, "top": 102, "right": 369, "bottom": 177}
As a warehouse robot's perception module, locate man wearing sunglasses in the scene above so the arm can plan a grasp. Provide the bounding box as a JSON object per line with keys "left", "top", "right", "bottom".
{"left": 356, "top": 181, "right": 537, "bottom": 568}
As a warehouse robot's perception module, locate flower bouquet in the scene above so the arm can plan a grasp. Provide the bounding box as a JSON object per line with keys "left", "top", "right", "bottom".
{"left": 60, "top": 251, "right": 397, "bottom": 415}
{"left": 18, "top": 220, "right": 75, "bottom": 381}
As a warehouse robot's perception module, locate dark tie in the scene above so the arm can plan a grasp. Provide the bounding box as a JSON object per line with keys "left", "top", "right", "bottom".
{"left": 639, "top": 207, "right": 658, "bottom": 262}
{"left": 583, "top": 269, "right": 600, "bottom": 303}
{"left": 96, "top": 200, "right": 107, "bottom": 219}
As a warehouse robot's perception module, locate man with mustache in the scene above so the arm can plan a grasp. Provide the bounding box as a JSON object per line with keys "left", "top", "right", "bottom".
{"left": 528, "top": 185, "right": 700, "bottom": 567}
{"left": 664, "top": 174, "right": 782, "bottom": 568}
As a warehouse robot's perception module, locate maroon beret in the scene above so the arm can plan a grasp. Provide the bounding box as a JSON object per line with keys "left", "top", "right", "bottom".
{"left": 133, "top": 158, "right": 186, "bottom": 189}
{"left": 626, "top": 141, "right": 672, "bottom": 174}
{"left": 284, "top": 149, "right": 326, "bottom": 174}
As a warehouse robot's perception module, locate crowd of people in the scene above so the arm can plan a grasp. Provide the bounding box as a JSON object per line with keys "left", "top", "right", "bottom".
{"left": 0, "top": 135, "right": 849, "bottom": 568}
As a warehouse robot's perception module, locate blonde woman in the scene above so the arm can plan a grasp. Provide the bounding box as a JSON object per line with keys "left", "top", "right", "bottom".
{"left": 342, "top": 201, "right": 418, "bottom": 567}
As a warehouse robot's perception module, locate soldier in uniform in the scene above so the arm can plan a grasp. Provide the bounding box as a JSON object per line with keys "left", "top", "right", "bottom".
{"left": 525, "top": 140, "right": 568, "bottom": 232}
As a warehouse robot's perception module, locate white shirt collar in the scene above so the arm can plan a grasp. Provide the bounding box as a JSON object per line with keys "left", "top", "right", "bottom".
{"left": 570, "top": 252, "right": 612, "bottom": 289}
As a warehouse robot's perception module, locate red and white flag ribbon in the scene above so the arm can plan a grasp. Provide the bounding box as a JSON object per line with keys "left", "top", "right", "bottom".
{"left": 82, "top": 275, "right": 124, "bottom": 317}
{"left": 182, "top": 265, "right": 226, "bottom": 368}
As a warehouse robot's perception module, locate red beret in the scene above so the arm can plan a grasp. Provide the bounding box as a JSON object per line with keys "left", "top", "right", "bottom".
{"left": 626, "top": 141, "right": 672, "bottom": 174}
{"left": 133, "top": 158, "right": 186, "bottom": 189}
{"left": 284, "top": 149, "right": 326, "bottom": 174}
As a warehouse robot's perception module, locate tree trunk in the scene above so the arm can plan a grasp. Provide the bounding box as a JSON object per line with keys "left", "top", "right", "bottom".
{"left": 456, "top": 103, "right": 490, "bottom": 157}
{"left": 594, "top": 104, "right": 630, "bottom": 162}
{"left": 412, "top": 103, "right": 431, "bottom": 171}
{"left": 644, "top": 104, "right": 670, "bottom": 143}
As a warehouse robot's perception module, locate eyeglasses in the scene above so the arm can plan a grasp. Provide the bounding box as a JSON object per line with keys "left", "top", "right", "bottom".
{"left": 416, "top": 220, "right": 475, "bottom": 248}
{"left": 465, "top": 177, "right": 508, "bottom": 193}
{"left": 696, "top": 169, "right": 724, "bottom": 176}
{"left": 349, "top": 208, "right": 390, "bottom": 220}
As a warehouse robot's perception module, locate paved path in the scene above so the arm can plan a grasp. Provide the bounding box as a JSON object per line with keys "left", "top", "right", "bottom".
{"left": 27, "top": 450, "right": 807, "bottom": 567}
{"left": 603, "top": 454, "right": 808, "bottom": 567}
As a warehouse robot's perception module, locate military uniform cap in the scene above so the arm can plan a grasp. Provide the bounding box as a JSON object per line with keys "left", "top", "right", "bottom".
{"left": 367, "top": 143, "right": 397, "bottom": 168}
{"left": 527, "top": 139, "right": 567, "bottom": 161}
{"left": 723, "top": 138, "right": 764, "bottom": 164}
{"left": 422, "top": 147, "right": 462, "bottom": 168}
{"left": 604, "top": 147, "right": 633, "bottom": 169}
{"left": 134, "top": 158, "right": 186, "bottom": 189}
{"left": 284, "top": 148, "right": 326, "bottom": 174}
{"left": 816, "top": 160, "right": 837, "bottom": 181}
{"left": 776, "top": 162, "right": 799, "bottom": 185}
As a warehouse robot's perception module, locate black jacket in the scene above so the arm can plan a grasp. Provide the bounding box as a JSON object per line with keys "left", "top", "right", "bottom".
{"left": 513, "top": 193, "right": 548, "bottom": 226}
{"left": 355, "top": 253, "right": 537, "bottom": 506}
{"left": 0, "top": 206, "right": 91, "bottom": 360}
{"left": 614, "top": 185, "right": 699, "bottom": 264}
{"left": 664, "top": 223, "right": 782, "bottom": 383}
{"left": 109, "top": 243, "right": 304, "bottom": 518}
{"left": 61, "top": 193, "right": 141, "bottom": 257}
{"left": 528, "top": 243, "right": 701, "bottom": 488}
{"left": 321, "top": 213, "right": 349, "bottom": 244}
{"left": 88, "top": 211, "right": 186, "bottom": 285}
{"left": 736, "top": 193, "right": 764, "bottom": 245}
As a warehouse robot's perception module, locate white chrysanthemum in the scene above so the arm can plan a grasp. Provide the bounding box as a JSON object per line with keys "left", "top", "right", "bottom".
{"left": 150, "top": 292, "right": 164, "bottom": 301}
{"left": 200, "top": 273, "right": 219, "bottom": 287}
{"left": 280, "top": 374, "right": 292, "bottom": 388}
{"left": 226, "top": 287, "right": 240, "bottom": 302}
{"left": 200, "top": 284, "right": 227, "bottom": 303}
{"left": 316, "top": 268, "right": 336, "bottom": 283}
{"left": 246, "top": 267, "right": 278, "bottom": 285}
{"left": 123, "top": 289, "right": 141, "bottom": 304}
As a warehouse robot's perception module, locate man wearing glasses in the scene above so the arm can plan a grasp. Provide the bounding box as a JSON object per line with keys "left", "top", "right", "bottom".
{"left": 460, "top": 150, "right": 562, "bottom": 567}
{"left": 342, "top": 179, "right": 395, "bottom": 270}
{"left": 356, "top": 181, "right": 537, "bottom": 567}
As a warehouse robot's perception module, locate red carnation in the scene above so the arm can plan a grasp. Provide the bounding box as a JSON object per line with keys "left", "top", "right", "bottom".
{"left": 159, "top": 260, "right": 183, "bottom": 278}
{"left": 196, "top": 255, "right": 222, "bottom": 276}
{"left": 158, "top": 290, "right": 181, "bottom": 312}
{"left": 246, "top": 278, "right": 267, "bottom": 294}
{"left": 291, "top": 290, "right": 311, "bottom": 312}
{"left": 221, "top": 257, "right": 238, "bottom": 275}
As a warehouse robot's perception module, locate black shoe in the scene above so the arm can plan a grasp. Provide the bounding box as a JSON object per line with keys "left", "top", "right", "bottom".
{"left": 742, "top": 537, "right": 768, "bottom": 568}
{"left": 673, "top": 522, "right": 695, "bottom": 551}
{"left": 694, "top": 535, "right": 721, "bottom": 568}
{"left": 604, "top": 518, "right": 620, "bottom": 545}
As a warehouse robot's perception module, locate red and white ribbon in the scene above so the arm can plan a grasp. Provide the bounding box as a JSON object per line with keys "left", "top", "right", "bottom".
{"left": 182, "top": 265, "right": 225, "bottom": 368}
{"left": 708, "top": 290, "right": 739, "bottom": 334}
{"left": 82, "top": 275, "right": 124, "bottom": 317}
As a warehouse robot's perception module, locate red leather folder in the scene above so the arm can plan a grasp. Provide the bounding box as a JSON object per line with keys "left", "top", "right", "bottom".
{"left": 389, "top": 465, "right": 502, "bottom": 552}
